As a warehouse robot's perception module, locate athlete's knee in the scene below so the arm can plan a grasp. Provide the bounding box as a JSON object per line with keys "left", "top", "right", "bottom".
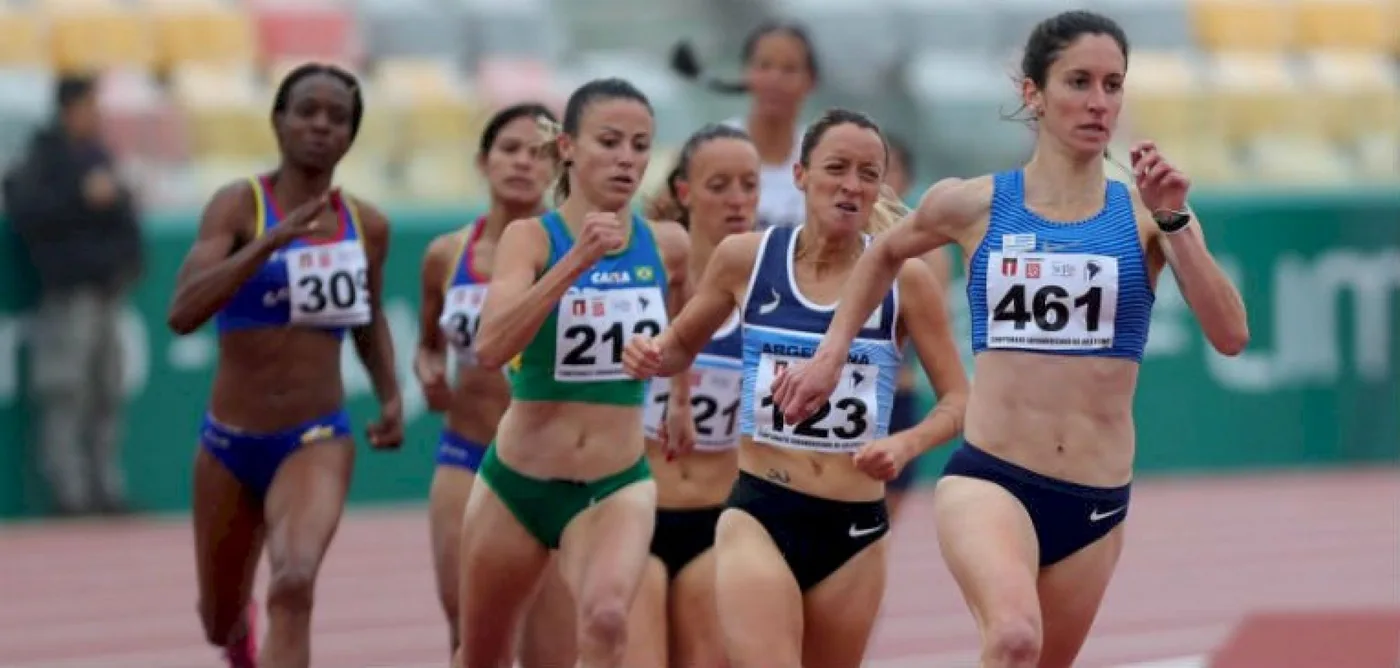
{"left": 578, "top": 597, "right": 629, "bottom": 650}
{"left": 265, "top": 561, "right": 318, "bottom": 613}
{"left": 983, "top": 616, "right": 1041, "bottom": 667}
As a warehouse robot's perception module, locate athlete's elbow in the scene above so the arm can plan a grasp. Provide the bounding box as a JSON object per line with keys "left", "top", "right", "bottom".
{"left": 1209, "top": 322, "right": 1250, "bottom": 357}
{"left": 165, "top": 302, "right": 201, "bottom": 336}
{"left": 473, "top": 332, "right": 512, "bottom": 370}
{"left": 1203, "top": 310, "right": 1250, "bottom": 356}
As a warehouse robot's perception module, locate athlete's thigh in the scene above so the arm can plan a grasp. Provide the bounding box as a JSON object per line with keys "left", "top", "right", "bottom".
{"left": 932, "top": 476, "right": 1041, "bottom": 633}
{"left": 1034, "top": 525, "right": 1125, "bottom": 668}
{"left": 192, "top": 447, "right": 265, "bottom": 621}
{"left": 622, "top": 557, "right": 669, "bottom": 668}
{"left": 517, "top": 555, "right": 578, "bottom": 668}
{"left": 801, "top": 537, "right": 889, "bottom": 668}
{"left": 262, "top": 437, "right": 356, "bottom": 575}
{"left": 713, "top": 509, "right": 803, "bottom": 668}
{"left": 458, "top": 476, "right": 552, "bottom": 666}
{"left": 669, "top": 549, "right": 726, "bottom": 668}
{"left": 557, "top": 480, "right": 657, "bottom": 613}
{"left": 428, "top": 466, "right": 476, "bottom": 611}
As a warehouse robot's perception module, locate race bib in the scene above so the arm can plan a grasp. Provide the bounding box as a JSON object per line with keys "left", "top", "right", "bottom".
{"left": 440, "top": 284, "right": 488, "bottom": 367}
{"left": 285, "top": 240, "right": 372, "bottom": 328}
{"left": 985, "top": 252, "right": 1118, "bottom": 351}
{"left": 752, "top": 353, "right": 879, "bottom": 452}
{"left": 642, "top": 354, "right": 744, "bottom": 451}
{"left": 554, "top": 286, "right": 668, "bottom": 382}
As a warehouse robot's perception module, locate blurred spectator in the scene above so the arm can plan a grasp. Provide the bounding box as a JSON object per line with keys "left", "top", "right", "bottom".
{"left": 2, "top": 74, "right": 143, "bottom": 517}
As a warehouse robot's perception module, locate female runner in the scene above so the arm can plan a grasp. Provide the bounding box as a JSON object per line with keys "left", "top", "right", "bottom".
{"left": 166, "top": 63, "right": 404, "bottom": 668}
{"left": 624, "top": 108, "right": 970, "bottom": 668}
{"left": 414, "top": 101, "right": 576, "bottom": 666}
{"left": 629, "top": 122, "right": 759, "bottom": 666}
{"left": 773, "top": 11, "right": 1249, "bottom": 667}
{"left": 672, "top": 21, "right": 818, "bottom": 231}
{"left": 453, "top": 77, "right": 691, "bottom": 668}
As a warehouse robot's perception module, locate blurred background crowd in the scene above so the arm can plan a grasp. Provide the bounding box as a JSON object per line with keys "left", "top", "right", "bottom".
{"left": 0, "top": 0, "right": 1395, "bottom": 519}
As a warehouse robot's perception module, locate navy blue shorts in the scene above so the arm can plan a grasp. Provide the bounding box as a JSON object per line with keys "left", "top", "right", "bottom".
{"left": 435, "top": 430, "right": 489, "bottom": 472}
{"left": 942, "top": 442, "right": 1131, "bottom": 567}
{"left": 886, "top": 390, "right": 919, "bottom": 492}
{"left": 200, "top": 409, "right": 354, "bottom": 497}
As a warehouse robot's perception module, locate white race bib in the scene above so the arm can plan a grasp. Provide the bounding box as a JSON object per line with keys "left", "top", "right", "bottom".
{"left": 440, "top": 284, "right": 488, "bottom": 367}
{"left": 752, "top": 353, "right": 879, "bottom": 452}
{"left": 554, "top": 286, "right": 668, "bottom": 382}
{"left": 985, "top": 252, "right": 1118, "bottom": 351}
{"left": 642, "top": 355, "right": 744, "bottom": 451}
{"left": 285, "top": 240, "right": 372, "bottom": 328}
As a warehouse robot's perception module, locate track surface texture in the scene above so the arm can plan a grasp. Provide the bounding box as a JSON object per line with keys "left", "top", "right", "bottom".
{"left": 1, "top": 467, "right": 1394, "bottom": 667}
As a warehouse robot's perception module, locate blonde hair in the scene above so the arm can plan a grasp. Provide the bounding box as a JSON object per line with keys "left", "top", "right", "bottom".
{"left": 866, "top": 184, "right": 910, "bottom": 236}
{"left": 535, "top": 115, "right": 568, "bottom": 206}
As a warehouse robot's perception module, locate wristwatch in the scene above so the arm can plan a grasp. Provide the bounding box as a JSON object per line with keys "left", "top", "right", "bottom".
{"left": 1153, "top": 209, "right": 1192, "bottom": 234}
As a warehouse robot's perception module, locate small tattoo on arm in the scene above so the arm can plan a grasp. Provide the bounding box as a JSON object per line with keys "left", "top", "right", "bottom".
{"left": 765, "top": 468, "right": 791, "bottom": 484}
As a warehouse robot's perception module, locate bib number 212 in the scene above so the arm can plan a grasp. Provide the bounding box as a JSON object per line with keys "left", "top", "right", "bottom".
{"left": 562, "top": 320, "right": 662, "bottom": 367}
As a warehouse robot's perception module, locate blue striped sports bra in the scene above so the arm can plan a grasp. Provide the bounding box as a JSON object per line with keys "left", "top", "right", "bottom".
{"left": 967, "top": 170, "right": 1154, "bottom": 362}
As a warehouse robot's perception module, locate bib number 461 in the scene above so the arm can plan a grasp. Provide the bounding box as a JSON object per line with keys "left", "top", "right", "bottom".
{"left": 992, "top": 284, "right": 1103, "bottom": 332}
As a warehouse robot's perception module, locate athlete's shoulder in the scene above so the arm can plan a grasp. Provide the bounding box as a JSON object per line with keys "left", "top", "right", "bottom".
{"left": 645, "top": 218, "right": 689, "bottom": 249}
{"left": 919, "top": 175, "right": 993, "bottom": 218}
{"left": 425, "top": 226, "right": 471, "bottom": 263}
{"left": 203, "top": 178, "right": 258, "bottom": 214}
{"left": 714, "top": 231, "right": 766, "bottom": 261}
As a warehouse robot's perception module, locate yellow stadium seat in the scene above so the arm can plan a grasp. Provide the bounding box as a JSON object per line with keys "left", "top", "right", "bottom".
{"left": 46, "top": 3, "right": 158, "bottom": 74}
{"left": 171, "top": 64, "right": 276, "bottom": 160}
{"left": 1294, "top": 0, "right": 1395, "bottom": 51}
{"left": 0, "top": 9, "right": 46, "bottom": 67}
{"left": 1245, "top": 137, "right": 1354, "bottom": 186}
{"left": 1189, "top": 0, "right": 1295, "bottom": 52}
{"left": 1207, "top": 52, "right": 1322, "bottom": 141}
{"left": 1164, "top": 140, "right": 1246, "bottom": 185}
{"left": 1123, "top": 50, "right": 1224, "bottom": 143}
{"left": 403, "top": 150, "right": 484, "bottom": 204}
{"left": 373, "top": 57, "right": 463, "bottom": 104}
{"left": 1299, "top": 51, "right": 1400, "bottom": 143}
{"left": 149, "top": 3, "right": 256, "bottom": 70}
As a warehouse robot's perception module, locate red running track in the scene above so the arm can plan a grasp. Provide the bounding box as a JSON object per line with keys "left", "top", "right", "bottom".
{"left": 0, "top": 467, "right": 1394, "bottom": 668}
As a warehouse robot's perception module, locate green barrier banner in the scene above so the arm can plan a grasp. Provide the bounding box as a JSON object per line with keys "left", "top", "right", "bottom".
{"left": 2, "top": 194, "right": 1397, "bottom": 517}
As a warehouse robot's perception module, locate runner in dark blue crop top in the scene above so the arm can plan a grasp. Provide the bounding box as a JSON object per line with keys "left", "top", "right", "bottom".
{"left": 165, "top": 63, "right": 403, "bottom": 668}
{"left": 775, "top": 11, "right": 1249, "bottom": 667}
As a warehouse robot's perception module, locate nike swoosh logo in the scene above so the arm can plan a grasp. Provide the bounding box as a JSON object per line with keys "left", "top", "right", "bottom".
{"left": 848, "top": 523, "right": 884, "bottom": 538}
{"left": 758, "top": 288, "right": 780, "bottom": 315}
{"left": 1089, "top": 506, "right": 1126, "bottom": 522}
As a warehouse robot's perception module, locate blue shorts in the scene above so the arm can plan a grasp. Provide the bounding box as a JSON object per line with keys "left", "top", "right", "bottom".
{"left": 886, "top": 390, "right": 919, "bottom": 492}
{"left": 435, "top": 430, "right": 489, "bottom": 472}
{"left": 943, "top": 442, "right": 1131, "bottom": 567}
{"left": 199, "top": 409, "right": 354, "bottom": 497}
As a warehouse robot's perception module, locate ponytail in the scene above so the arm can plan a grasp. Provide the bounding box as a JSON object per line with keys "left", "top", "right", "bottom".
{"left": 643, "top": 165, "right": 686, "bottom": 225}
{"left": 535, "top": 115, "right": 570, "bottom": 206}
{"left": 865, "top": 184, "right": 910, "bottom": 236}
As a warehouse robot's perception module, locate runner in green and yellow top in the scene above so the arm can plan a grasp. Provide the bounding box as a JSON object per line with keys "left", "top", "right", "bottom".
{"left": 454, "top": 78, "right": 692, "bottom": 668}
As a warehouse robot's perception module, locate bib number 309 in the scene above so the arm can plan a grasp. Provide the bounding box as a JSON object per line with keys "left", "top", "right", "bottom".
{"left": 286, "top": 242, "right": 372, "bottom": 327}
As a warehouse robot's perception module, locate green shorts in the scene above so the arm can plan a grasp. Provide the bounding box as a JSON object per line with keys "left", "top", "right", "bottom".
{"left": 478, "top": 443, "right": 652, "bottom": 549}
